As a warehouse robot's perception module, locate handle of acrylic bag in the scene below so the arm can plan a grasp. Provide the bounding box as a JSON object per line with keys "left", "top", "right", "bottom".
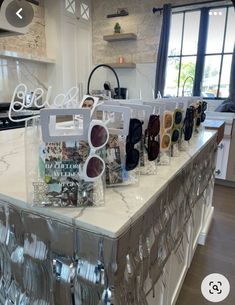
{"left": 40, "top": 108, "right": 91, "bottom": 143}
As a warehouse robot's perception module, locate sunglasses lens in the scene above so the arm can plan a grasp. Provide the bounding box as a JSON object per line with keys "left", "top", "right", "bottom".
{"left": 201, "top": 112, "right": 206, "bottom": 122}
{"left": 171, "top": 129, "right": 180, "bottom": 142}
{"left": 196, "top": 117, "right": 201, "bottom": 127}
{"left": 148, "top": 115, "right": 160, "bottom": 136}
{"left": 148, "top": 141, "right": 159, "bottom": 161}
{"left": 161, "top": 134, "right": 171, "bottom": 150}
{"left": 175, "top": 112, "right": 182, "bottom": 125}
{"left": 197, "top": 105, "right": 202, "bottom": 114}
{"left": 91, "top": 125, "right": 108, "bottom": 148}
{"left": 184, "top": 122, "right": 193, "bottom": 141}
{"left": 129, "top": 119, "right": 142, "bottom": 144}
{"left": 126, "top": 148, "right": 139, "bottom": 171}
{"left": 188, "top": 107, "right": 194, "bottom": 119}
{"left": 202, "top": 101, "right": 207, "bottom": 111}
{"left": 86, "top": 156, "right": 104, "bottom": 178}
{"left": 164, "top": 113, "right": 173, "bottom": 129}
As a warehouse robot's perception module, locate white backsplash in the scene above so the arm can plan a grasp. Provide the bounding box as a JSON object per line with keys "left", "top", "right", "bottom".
{"left": 0, "top": 58, "right": 48, "bottom": 103}
{"left": 91, "top": 63, "right": 156, "bottom": 99}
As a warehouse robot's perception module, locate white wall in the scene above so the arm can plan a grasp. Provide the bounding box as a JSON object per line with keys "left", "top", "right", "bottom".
{"left": 89, "top": 63, "right": 156, "bottom": 99}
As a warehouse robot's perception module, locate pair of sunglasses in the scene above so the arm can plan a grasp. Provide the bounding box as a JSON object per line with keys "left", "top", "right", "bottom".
{"left": 201, "top": 101, "right": 207, "bottom": 123}
{"left": 79, "top": 120, "right": 109, "bottom": 181}
{"left": 125, "top": 119, "right": 143, "bottom": 171}
{"left": 183, "top": 107, "right": 194, "bottom": 141}
{"left": 195, "top": 103, "right": 202, "bottom": 127}
{"left": 171, "top": 109, "right": 183, "bottom": 144}
{"left": 161, "top": 111, "right": 173, "bottom": 151}
{"left": 195, "top": 101, "right": 207, "bottom": 127}
{"left": 144, "top": 115, "right": 160, "bottom": 161}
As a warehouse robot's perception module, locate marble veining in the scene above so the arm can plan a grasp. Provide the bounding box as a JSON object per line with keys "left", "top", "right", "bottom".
{"left": 0, "top": 150, "right": 16, "bottom": 173}
{"left": 0, "top": 128, "right": 217, "bottom": 238}
{"left": 0, "top": 58, "right": 48, "bottom": 103}
{"left": 112, "top": 188, "right": 133, "bottom": 217}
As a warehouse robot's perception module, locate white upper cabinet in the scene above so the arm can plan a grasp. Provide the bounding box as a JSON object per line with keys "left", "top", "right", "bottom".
{"left": 45, "top": 0, "right": 92, "bottom": 97}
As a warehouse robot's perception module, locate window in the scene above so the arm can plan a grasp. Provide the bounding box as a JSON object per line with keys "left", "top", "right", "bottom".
{"left": 81, "top": 2, "right": 90, "bottom": 20}
{"left": 164, "top": 5, "right": 235, "bottom": 99}
{"left": 65, "top": 0, "right": 76, "bottom": 15}
{"left": 165, "top": 11, "right": 200, "bottom": 97}
{"left": 64, "top": 0, "right": 91, "bottom": 23}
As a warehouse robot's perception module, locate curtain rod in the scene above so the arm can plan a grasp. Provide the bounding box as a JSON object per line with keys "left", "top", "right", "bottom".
{"left": 153, "top": 0, "right": 231, "bottom": 13}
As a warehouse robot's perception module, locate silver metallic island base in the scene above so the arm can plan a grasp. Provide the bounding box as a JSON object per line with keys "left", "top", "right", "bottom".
{"left": 0, "top": 130, "right": 217, "bottom": 305}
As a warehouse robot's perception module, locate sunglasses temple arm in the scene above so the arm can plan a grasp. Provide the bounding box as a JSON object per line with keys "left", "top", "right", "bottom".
{"left": 91, "top": 101, "right": 104, "bottom": 117}
{"left": 102, "top": 118, "right": 112, "bottom": 126}
{"left": 96, "top": 101, "right": 104, "bottom": 108}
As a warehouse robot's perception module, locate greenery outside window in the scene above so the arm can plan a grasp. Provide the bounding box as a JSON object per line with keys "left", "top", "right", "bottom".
{"left": 164, "top": 5, "right": 235, "bottom": 99}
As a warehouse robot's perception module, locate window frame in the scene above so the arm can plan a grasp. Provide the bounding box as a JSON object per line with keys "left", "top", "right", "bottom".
{"left": 164, "top": 4, "right": 234, "bottom": 100}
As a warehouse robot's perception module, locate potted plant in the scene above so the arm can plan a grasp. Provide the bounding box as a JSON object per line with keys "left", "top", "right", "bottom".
{"left": 114, "top": 22, "right": 121, "bottom": 34}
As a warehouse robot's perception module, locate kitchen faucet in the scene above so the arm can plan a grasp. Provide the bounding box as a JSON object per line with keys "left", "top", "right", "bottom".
{"left": 87, "top": 64, "right": 121, "bottom": 99}
{"left": 182, "top": 76, "right": 194, "bottom": 97}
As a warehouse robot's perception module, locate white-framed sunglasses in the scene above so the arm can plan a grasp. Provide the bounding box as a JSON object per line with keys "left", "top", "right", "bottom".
{"left": 79, "top": 120, "right": 109, "bottom": 182}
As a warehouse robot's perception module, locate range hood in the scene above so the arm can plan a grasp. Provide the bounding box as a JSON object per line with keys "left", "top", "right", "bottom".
{"left": 0, "top": 0, "right": 39, "bottom": 37}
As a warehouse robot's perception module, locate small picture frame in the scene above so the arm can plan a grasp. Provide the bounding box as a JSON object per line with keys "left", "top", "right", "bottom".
{"left": 80, "top": 95, "right": 100, "bottom": 116}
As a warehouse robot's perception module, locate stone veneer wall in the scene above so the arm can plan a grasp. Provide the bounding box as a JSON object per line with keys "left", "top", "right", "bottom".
{"left": 0, "top": 2, "right": 46, "bottom": 57}
{"left": 0, "top": 2, "right": 48, "bottom": 102}
{"left": 91, "top": 0, "right": 225, "bottom": 99}
{"left": 92, "top": 0, "right": 163, "bottom": 65}
{"left": 92, "top": 0, "right": 220, "bottom": 65}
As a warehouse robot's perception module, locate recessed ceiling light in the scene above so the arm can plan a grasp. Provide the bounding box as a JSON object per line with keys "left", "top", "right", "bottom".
{"left": 209, "top": 11, "right": 213, "bottom": 15}
{"left": 214, "top": 11, "right": 218, "bottom": 15}
{"left": 219, "top": 12, "right": 222, "bottom": 15}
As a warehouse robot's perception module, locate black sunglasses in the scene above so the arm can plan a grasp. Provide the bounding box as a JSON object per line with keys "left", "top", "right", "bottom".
{"left": 195, "top": 101, "right": 207, "bottom": 126}
{"left": 197, "top": 104, "right": 202, "bottom": 114}
{"left": 144, "top": 115, "right": 160, "bottom": 161}
{"left": 183, "top": 108, "right": 194, "bottom": 141}
{"left": 202, "top": 101, "right": 207, "bottom": 111}
{"left": 125, "top": 119, "right": 143, "bottom": 171}
{"left": 200, "top": 101, "right": 207, "bottom": 123}
{"left": 201, "top": 112, "right": 206, "bottom": 122}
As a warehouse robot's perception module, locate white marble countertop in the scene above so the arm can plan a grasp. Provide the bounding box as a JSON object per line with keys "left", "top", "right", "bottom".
{"left": 0, "top": 128, "right": 217, "bottom": 238}
{"left": 206, "top": 111, "right": 235, "bottom": 123}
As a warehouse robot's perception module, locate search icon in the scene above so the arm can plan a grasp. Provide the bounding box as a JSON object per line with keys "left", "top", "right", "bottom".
{"left": 213, "top": 284, "right": 219, "bottom": 292}
{"left": 201, "top": 273, "right": 230, "bottom": 302}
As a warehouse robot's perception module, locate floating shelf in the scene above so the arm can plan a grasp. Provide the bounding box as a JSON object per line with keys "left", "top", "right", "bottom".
{"left": 103, "top": 33, "right": 137, "bottom": 42}
{"left": 106, "top": 63, "right": 136, "bottom": 69}
{"left": 107, "top": 12, "right": 129, "bottom": 18}
{"left": 0, "top": 50, "right": 56, "bottom": 64}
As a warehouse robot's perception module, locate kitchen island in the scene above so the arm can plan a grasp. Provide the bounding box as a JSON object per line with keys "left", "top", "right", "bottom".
{"left": 0, "top": 128, "right": 217, "bottom": 305}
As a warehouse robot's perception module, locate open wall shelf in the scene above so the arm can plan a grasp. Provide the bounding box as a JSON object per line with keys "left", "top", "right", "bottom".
{"left": 105, "top": 63, "right": 136, "bottom": 69}
{"left": 103, "top": 33, "right": 137, "bottom": 42}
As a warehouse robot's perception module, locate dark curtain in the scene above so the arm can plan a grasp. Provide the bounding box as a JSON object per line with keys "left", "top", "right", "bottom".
{"left": 229, "top": 44, "right": 235, "bottom": 102}
{"left": 193, "top": 8, "right": 209, "bottom": 96}
{"left": 154, "top": 4, "right": 172, "bottom": 98}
